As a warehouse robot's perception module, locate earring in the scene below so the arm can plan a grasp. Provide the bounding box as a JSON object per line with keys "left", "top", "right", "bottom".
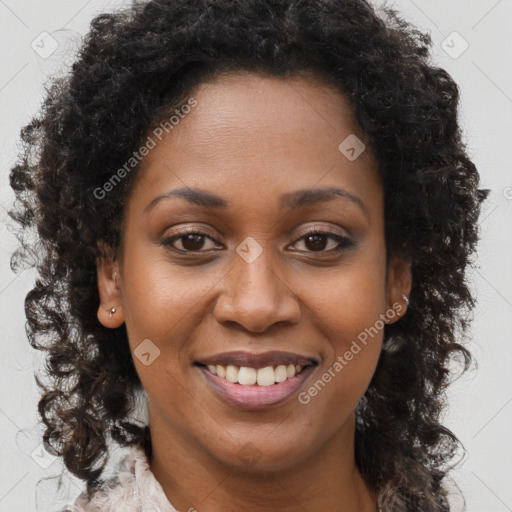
{"left": 396, "top": 294, "right": 409, "bottom": 318}
{"left": 104, "top": 306, "right": 117, "bottom": 317}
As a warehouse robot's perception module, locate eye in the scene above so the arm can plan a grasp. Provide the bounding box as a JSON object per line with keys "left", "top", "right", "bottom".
{"left": 160, "top": 228, "right": 222, "bottom": 253}
{"left": 289, "top": 229, "right": 355, "bottom": 254}
{"left": 160, "top": 226, "right": 355, "bottom": 255}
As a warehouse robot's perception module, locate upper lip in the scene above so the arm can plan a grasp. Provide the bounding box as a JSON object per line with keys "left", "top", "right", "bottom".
{"left": 196, "top": 350, "right": 319, "bottom": 369}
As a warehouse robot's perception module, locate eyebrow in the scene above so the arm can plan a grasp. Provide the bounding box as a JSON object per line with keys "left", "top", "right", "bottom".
{"left": 144, "top": 186, "right": 369, "bottom": 221}
{"left": 281, "top": 187, "right": 369, "bottom": 221}
{"left": 144, "top": 187, "right": 228, "bottom": 214}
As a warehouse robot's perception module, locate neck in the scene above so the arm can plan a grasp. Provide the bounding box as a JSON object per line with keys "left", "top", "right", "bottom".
{"left": 149, "top": 413, "right": 377, "bottom": 512}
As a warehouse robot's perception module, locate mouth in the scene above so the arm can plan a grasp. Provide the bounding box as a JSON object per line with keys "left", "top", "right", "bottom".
{"left": 194, "top": 350, "right": 319, "bottom": 410}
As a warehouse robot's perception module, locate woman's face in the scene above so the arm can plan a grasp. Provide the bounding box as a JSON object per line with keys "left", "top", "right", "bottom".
{"left": 98, "top": 71, "right": 411, "bottom": 472}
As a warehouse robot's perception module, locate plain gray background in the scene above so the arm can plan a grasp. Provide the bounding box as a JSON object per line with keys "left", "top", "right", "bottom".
{"left": 0, "top": 1, "right": 510, "bottom": 511}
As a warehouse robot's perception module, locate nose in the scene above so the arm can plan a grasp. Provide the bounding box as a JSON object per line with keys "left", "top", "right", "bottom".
{"left": 213, "top": 248, "right": 301, "bottom": 333}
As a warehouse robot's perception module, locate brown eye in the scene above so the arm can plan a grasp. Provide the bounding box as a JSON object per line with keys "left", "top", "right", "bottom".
{"left": 161, "top": 230, "right": 221, "bottom": 253}
{"left": 290, "top": 231, "right": 355, "bottom": 254}
{"left": 180, "top": 234, "right": 207, "bottom": 251}
{"left": 304, "top": 234, "right": 329, "bottom": 252}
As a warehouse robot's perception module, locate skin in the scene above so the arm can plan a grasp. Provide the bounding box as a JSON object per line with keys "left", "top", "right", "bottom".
{"left": 97, "top": 71, "right": 412, "bottom": 512}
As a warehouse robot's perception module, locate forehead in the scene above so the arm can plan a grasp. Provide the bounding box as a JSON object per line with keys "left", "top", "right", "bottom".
{"left": 149, "top": 71, "right": 363, "bottom": 161}
{"left": 130, "top": 71, "right": 382, "bottom": 218}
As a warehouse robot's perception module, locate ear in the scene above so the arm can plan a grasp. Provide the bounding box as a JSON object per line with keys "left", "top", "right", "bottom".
{"left": 96, "top": 243, "right": 124, "bottom": 328}
{"left": 385, "top": 254, "right": 412, "bottom": 324}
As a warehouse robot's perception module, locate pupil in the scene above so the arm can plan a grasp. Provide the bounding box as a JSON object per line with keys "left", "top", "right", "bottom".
{"left": 306, "top": 234, "right": 327, "bottom": 251}
{"left": 182, "top": 234, "right": 204, "bottom": 251}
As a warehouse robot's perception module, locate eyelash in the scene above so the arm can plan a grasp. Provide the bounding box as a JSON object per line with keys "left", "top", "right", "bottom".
{"left": 160, "top": 226, "right": 355, "bottom": 256}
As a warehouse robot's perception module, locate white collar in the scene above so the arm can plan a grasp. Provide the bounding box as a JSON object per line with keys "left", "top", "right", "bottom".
{"left": 71, "top": 444, "right": 179, "bottom": 511}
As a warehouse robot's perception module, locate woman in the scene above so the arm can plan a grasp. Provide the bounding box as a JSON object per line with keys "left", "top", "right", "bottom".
{"left": 8, "top": 0, "right": 489, "bottom": 510}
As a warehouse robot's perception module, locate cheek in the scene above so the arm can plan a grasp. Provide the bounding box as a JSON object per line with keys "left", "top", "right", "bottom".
{"left": 121, "top": 246, "right": 216, "bottom": 337}
{"left": 300, "top": 256, "right": 386, "bottom": 407}
{"left": 307, "top": 252, "right": 387, "bottom": 350}
{"left": 119, "top": 249, "right": 228, "bottom": 395}
{"left": 118, "top": 255, "right": 211, "bottom": 419}
{"left": 320, "top": 279, "right": 386, "bottom": 351}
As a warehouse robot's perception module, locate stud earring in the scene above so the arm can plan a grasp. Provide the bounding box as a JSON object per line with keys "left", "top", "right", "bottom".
{"left": 104, "top": 306, "right": 118, "bottom": 317}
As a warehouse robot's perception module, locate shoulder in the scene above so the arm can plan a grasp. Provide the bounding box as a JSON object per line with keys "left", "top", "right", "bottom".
{"left": 64, "top": 444, "right": 178, "bottom": 512}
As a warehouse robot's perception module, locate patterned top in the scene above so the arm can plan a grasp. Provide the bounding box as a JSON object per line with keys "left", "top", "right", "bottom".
{"left": 66, "top": 444, "right": 179, "bottom": 512}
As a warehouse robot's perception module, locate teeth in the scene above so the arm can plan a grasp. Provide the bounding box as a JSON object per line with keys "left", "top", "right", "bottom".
{"left": 256, "top": 366, "right": 275, "bottom": 386}
{"left": 205, "top": 362, "right": 309, "bottom": 385}
{"left": 225, "top": 364, "right": 239, "bottom": 383}
{"left": 238, "top": 366, "right": 257, "bottom": 385}
{"left": 274, "top": 365, "right": 288, "bottom": 382}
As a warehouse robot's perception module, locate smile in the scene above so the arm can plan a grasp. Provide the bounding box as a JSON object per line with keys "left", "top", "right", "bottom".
{"left": 195, "top": 362, "right": 317, "bottom": 410}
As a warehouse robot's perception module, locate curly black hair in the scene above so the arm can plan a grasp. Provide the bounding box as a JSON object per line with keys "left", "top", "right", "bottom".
{"left": 8, "top": 0, "right": 489, "bottom": 510}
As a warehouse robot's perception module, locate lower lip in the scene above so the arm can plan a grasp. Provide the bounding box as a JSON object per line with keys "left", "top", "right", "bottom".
{"left": 196, "top": 365, "right": 316, "bottom": 410}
